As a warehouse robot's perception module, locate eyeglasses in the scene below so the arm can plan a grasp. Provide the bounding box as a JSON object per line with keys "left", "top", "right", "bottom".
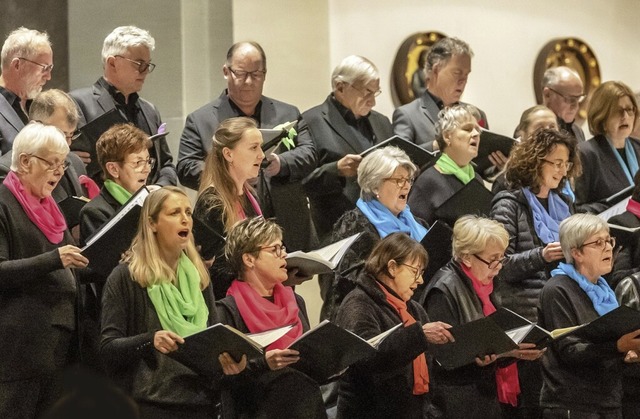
{"left": 384, "top": 177, "right": 414, "bottom": 188}
{"left": 547, "top": 87, "right": 586, "bottom": 105}
{"left": 542, "top": 159, "right": 574, "bottom": 172}
{"left": 349, "top": 83, "right": 382, "bottom": 100}
{"left": 29, "top": 154, "right": 69, "bottom": 172}
{"left": 227, "top": 67, "right": 266, "bottom": 81}
{"left": 473, "top": 254, "right": 508, "bottom": 270}
{"left": 18, "top": 57, "right": 54, "bottom": 73}
{"left": 616, "top": 107, "right": 637, "bottom": 118}
{"left": 400, "top": 263, "right": 424, "bottom": 282}
{"left": 580, "top": 237, "right": 616, "bottom": 251}
{"left": 63, "top": 130, "right": 82, "bottom": 142}
{"left": 114, "top": 55, "right": 156, "bottom": 73}
{"left": 121, "top": 157, "right": 156, "bottom": 172}
{"left": 256, "top": 244, "right": 286, "bottom": 258}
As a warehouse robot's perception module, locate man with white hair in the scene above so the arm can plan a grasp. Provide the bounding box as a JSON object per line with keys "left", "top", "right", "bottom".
{"left": 70, "top": 25, "right": 177, "bottom": 186}
{"left": 0, "top": 27, "right": 53, "bottom": 154}
{"left": 542, "top": 66, "right": 586, "bottom": 142}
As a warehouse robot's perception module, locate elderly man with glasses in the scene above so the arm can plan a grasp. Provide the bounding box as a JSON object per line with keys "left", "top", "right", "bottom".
{"left": 542, "top": 66, "right": 587, "bottom": 143}
{"left": 0, "top": 27, "right": 53, "bottom": 154}
{"left": 70, "top": 25, "right": 177, "bottom": 188}
{"left": 178, "top": 41, "right": 318, "bottom": 254}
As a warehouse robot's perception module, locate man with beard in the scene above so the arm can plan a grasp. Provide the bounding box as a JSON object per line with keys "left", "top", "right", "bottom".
{"left": 0, "top": 27, "right": 53, "bottom": 154}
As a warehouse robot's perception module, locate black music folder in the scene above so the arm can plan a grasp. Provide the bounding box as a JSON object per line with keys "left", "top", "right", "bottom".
{"left": 361, "top": 135, "right": 440, "bottom": 172}
{"left": 58, "top": 195, "right": 90, "bottom": 228}
{"left": 474, "top": 130, "right": 517, "bottom": 173}
{"left": 420, "top": 220, "right": 453, "bottom": 282}
{"left": 434, "top": 179, "right": 494, "bottom": 226}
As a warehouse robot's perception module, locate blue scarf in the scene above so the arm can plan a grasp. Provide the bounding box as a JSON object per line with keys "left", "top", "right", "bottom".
{"left": 561, "top": 182, "right": 575, "bottom": 203}
{"left": 522, "top": 188, "right": 571, "bottom": 244}
{"left": 551, "top": 262, "right": 618, "bottom": 316}
{"left": 356, "top": 198, "right": 428, "bottom": 241}
{"left": 606, "top": 137, "right": 639, "bottom": 185}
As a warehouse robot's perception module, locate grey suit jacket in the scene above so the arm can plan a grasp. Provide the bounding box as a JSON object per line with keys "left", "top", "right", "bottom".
{"left": 0, "top": 94, "right": 25, "bottom": 154}
{"left": 69, "top": 78, "right": 177, "bottom": 186}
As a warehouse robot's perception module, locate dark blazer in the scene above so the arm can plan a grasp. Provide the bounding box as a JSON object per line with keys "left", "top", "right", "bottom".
{"left": 301, "top": 95, "right": 393, "bottom": 241}
{"left": 0, "top": 94, "right": 24, "bottom": 154}
{"left": 69, "top": 78, "right": 177, "bottom": 187}
{"left": 575, "top": 134, "right": 640, "bottom": 213}
{"left": 608, "top": 211, "right": 640, "bottom": 289}
{"left": 178, "top": 92, "right": 317, "bottom": 252}
{"left": 392, "top": 91, "right": 489, "bottom": 152}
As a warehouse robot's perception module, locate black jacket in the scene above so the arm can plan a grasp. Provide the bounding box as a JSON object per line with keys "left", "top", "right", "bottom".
{"left": 608, "top": 211, "right": 640, "bottom": 289}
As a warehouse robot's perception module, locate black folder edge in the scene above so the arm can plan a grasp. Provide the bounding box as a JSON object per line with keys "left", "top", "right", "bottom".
{"left": 604, "top": 185, "right": 634, "bottom": 205}
{"left": 473, "top": 130, "right": 516, "bottom": 172}
{"left": 360, "top": 135, "right": 440, "bottom": 171}
{"left": 433, "top": 179, "right": 494, "bottom": 223}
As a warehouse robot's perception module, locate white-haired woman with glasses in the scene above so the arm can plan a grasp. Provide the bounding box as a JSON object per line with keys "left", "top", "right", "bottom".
{"left": 424, "top": 215, "right": 544, "bottom": 419}
{"left": 0, "top": 122, "right": 88, "bottom": 418}
{"left": 321, "top": 146, "right": 428, "bottom": 321}
{"left": 538, "top": 213, "right": 640, "bottom": 418}
{"left": 215, "top": 217, "right": 326, "bottom": 418}
{"left": 408, "top": 104, "right": 485, "bottom": 227}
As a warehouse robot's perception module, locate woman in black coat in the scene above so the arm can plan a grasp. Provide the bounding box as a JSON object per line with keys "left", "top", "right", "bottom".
{"left": 335, "top": 232, "right": 454, "bottom": 419}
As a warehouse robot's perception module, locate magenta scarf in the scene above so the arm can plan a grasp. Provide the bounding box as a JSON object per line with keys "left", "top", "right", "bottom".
{"left": 461, "top": 263, "right": 520, "bottom": 407}
{"left": 227, "top": 280, "right": 303, "bottom": 350}
{"left": 627, "top": 198, "right": 640, "bottom": 219}
{"left": 236, "top": 188, "right": 263, "bottom": 220}
{"left": 3, "top": 171, "right": 67, "bottom": 244}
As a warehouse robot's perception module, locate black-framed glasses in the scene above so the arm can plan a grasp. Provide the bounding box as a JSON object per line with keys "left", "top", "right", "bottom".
{"left": 114, "top": 55, "right": 156, "bottom": 73}
{"left": 580, "top": 237, "right": 616, "bottom": 251}
{"left": 473, "top": 254, "right": 508, "bottom": 270}
{"left": 547, "top": 86, "right": 586, "bottom": 105}
{"left": 256, "top": 243, "right": 286, "bottom": 258}
{"left": 384, "top": 177, "right": 414, "bottom": 188}
{"left": 29, "top": 154, "right": 69, "bottom": 172}
{"left": 349, "top": 83, "right": 382, "bottom": 99}
{"left": 227, "top": 67, "right": 266, "bottom": 81}
{"left": 120, "top": 157, "right": 156, "bottom": 172}
{"left": 542, "top": 159, "right": 574, "bottom": 172}
{"left": 18, "top": 57, "right": 54, "bottom": 73}
{"left": 400, "top": 263, "right": 424, "bottom": 282}
{"left": 616, "top": 107, "right": 636, "bottom": 118}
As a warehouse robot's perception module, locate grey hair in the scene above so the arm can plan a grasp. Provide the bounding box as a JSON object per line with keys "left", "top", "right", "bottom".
{"left": 559, "top": 213, "right": 609, "bottom": 264}
{"left": 542, "top": 66, "right": 581, "bottom": 88}
{"left": 1, "top": 27, "right": 51, "bottom": 70}
{"left": 11, "top": 121, "right": 69, "bottom": 172}
{"left": 358, "top": 146, "right": 417, "bottom": 201}
{"left": 101, "top": 26, "right": 155, "bottom": 66}
{"left": 435, "top": 103, "right": 478, "bottom": 151}
{"left": 29, "top": 89, "right": 79, "bottom": 127}
{"left": 331, "top": 55, "right": 379, "bottom": 91}
{"left": 425, "top": 37, "right": 473, "bottom": 81}
{"left": 452, "top": 215, "right": 509, "bottom": 260}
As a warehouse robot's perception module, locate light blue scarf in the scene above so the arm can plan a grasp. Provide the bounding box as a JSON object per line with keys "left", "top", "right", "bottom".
{"left": 356, "top": 198, "right": 428, "bottom": 241}
{"left": 606, "top": 137, "right": 639, "bottom": 185}
{"left": 522, "top": 188, "right": 571, "bottom": 244}
{"left": 551, "top": 262, "right": 618, "bottom": 316}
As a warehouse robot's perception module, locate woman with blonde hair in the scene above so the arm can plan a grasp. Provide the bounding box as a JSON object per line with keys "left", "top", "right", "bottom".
{"left": 101, "top": 186, "right": 244, "bottom": 419}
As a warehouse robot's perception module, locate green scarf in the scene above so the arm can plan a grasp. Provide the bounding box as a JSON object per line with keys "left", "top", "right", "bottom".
{"left": 147, "top": 253, "right": 209, "bottom": 337}
{"left": 104, "top": 179, "right": 132, "bottom": 205}
{"left": 435, "top": 153, "right": 475, "bottom": 185}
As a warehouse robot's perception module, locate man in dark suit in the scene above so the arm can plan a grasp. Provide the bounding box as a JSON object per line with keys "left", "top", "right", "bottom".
{"left": 542, "top": 66, "right": 587, "bottom": 142}
{"left": 69, "top": 26, "right": 177, "bottom": 187}
{"left": 177, "top": 41, "right": 317, "bottom": 252}
{"left": 301, "top": 55, "right": 393, "bottom": 242}
{"left": 0, "top": 27, "right": 53, "bottom": 154}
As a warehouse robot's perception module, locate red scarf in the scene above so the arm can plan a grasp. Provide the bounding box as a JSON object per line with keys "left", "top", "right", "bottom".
{"left": 227, "top": 280, "right": 303, "bottom": 350}
{"left": 78, "top": 175, "right": 100, "bottom": 199}
{"left": 461, "top": 264, "right": 520, "bottom": 407}
{"left": 3, "top": 171, "right": 66, "bottom": 244}
{"left": 626, "top": 198, "right": 640, "bottom": 219}
{"left": 236, "top": 188, "right": 263, "bottom": 220}
{"left": 377, "top": 282, "right": 429, "bottom": 395}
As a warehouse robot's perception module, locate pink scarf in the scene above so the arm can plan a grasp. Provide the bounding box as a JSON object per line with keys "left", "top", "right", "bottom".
{"left": 78, "top": 175, "right": 100, "bottom": 199}
{"left": 462, "top": 264, "right": 520, "bottom": 407}
{"left": 236, "top": 188, "right": 263, "bottom": 220}
{"left": 227, "top": 280, "right": 303, "bottom": 350}
{"left": 626, "top": 198, "right": 640, "bottom": 219}
{"left": 3, "top": 171, "right": 67, "bottom": 244}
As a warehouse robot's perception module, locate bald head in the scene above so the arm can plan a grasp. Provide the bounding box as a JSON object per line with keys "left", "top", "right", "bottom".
{"left": 542, "top": 66, "right": 585, "bottom": 123}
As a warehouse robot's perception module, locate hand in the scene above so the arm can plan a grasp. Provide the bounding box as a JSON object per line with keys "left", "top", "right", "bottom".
{"left": 624, "top": 350, "right": 640, "bottom": 363}
{"left": 265, "top": 348, "right": 300, "bottom": 370}
{"left": 73, "top": 150, "right": 91, "bottom": 165}
{"left": 542, "top": 242, "right": 564, "bottom": 263}
{"left": 617, "top": 328, "right": 640, "bottom": 353}
{"left": 58, "top": 245, "right": 89, "bottom": 269}
{"left": 283, "top": 267, "right": 313, "bottom": 287}
{"left": 488, "top": 151, "right": 509, "bottom": 170}
{"left": 474, "top": 354, "right": 497, "bottom": 367}
{"left": 422, "top": 321, "right": 455, "bottom": 344}
{"left": 153, "top": 330, "right": 184, "bottom": 354}
{"left": 337, "top": 154, "right": 362, "bottom": 178}
{"left": 263, "top": 153, "right": 281, "bottom": 177}
{"left": 502, "top": 343, "right": 546, "bottom": 361}
{"left": 219, "top": 352, "right": 247, "bottom": 375}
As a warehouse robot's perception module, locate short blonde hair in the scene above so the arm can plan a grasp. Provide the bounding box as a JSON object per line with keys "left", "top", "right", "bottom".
{"left": 358, "top": 146, "right": 417, "bottom": 201}
{"left": 224, "top": 217, "right": 283, "bottom": 278}
{"left": 435, "top": 104, "right": 477, "bottom": 151}
{"left": 452, "top": 215, "right": 509, "bottom": 259}
{"left": 11, "top": 121, "right": 68, "bottom": 172}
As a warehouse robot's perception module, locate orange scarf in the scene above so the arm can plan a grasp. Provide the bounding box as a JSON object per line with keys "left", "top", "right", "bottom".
{"left": 377, "top": 282, "right": 429, "bottom": 395}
